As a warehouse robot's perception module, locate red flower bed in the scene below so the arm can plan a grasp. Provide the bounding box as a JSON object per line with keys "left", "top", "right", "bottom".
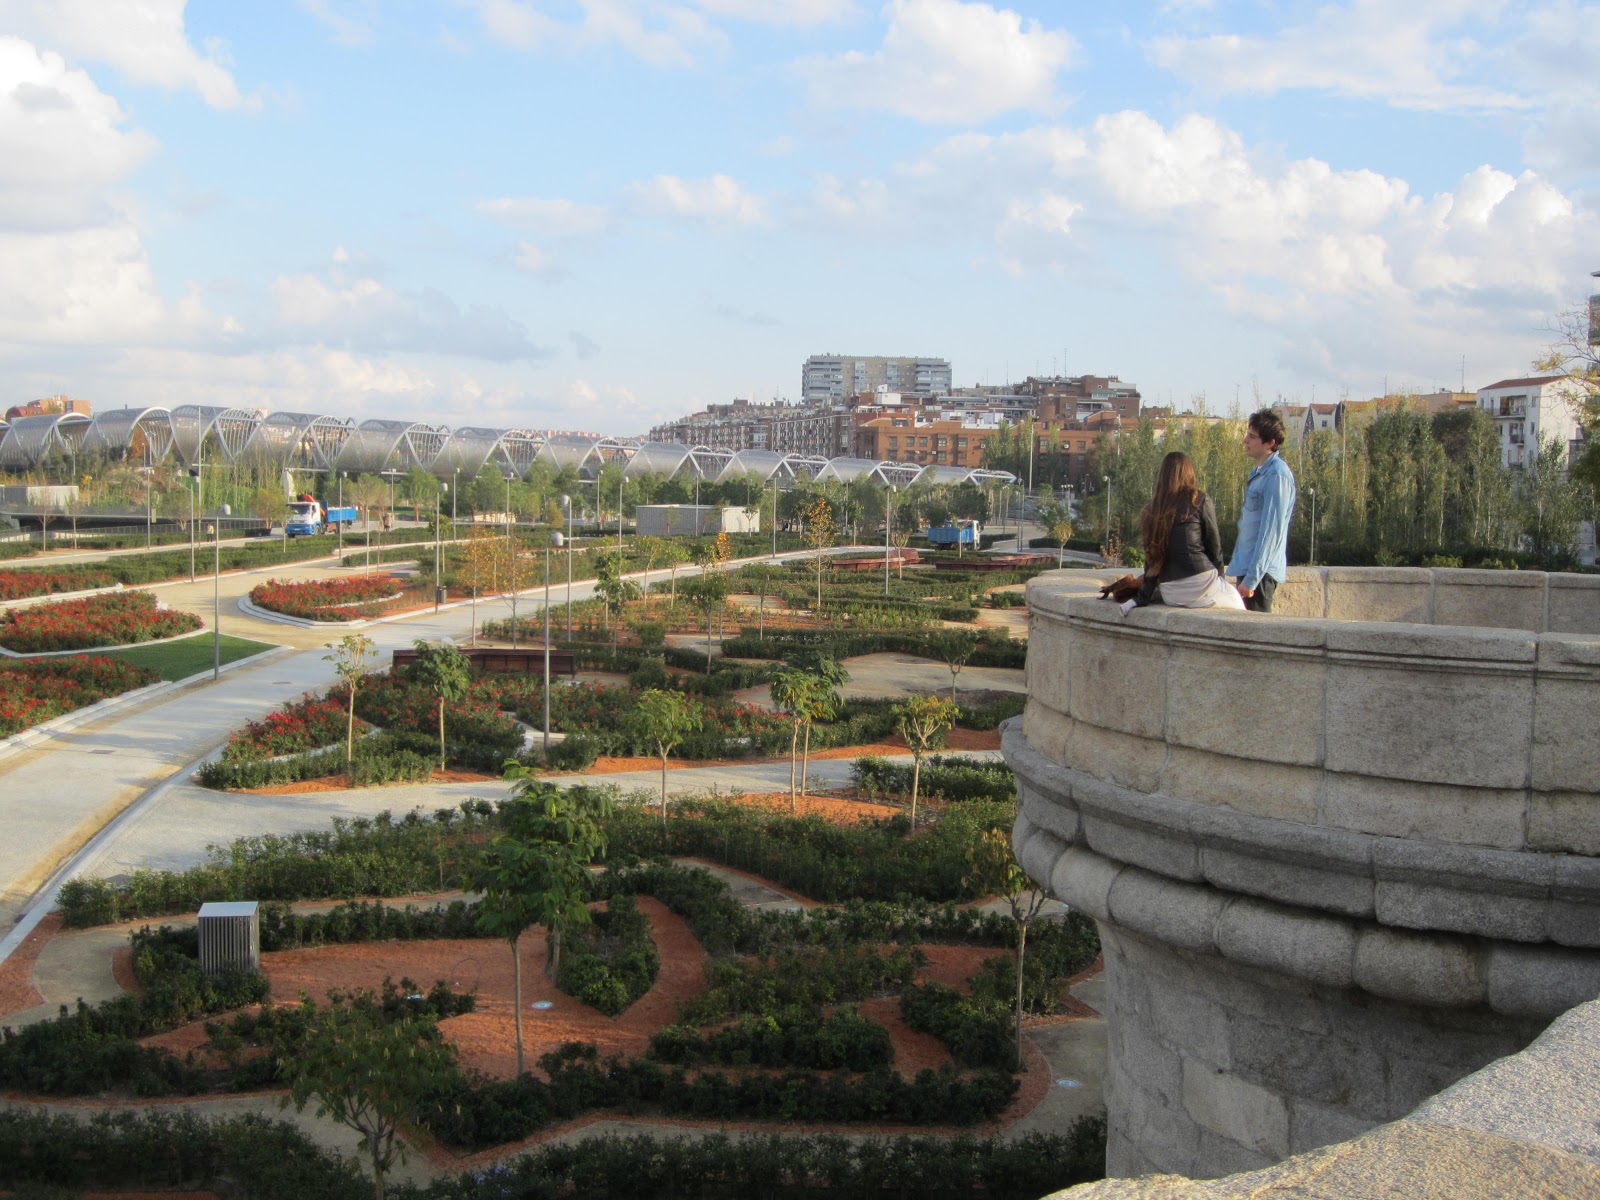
{"left": 249, "top": 577, "right": 400, "bottom": 621}
{"left": 221, "top": 692, "right": 359, "bottom": 762}
{"left": 0, "top": 656, "right": 162, "bottom": 737}
{"left": 0, "top": 567, "right": 117, "bottom": 603}
{"left": 0, "top": 591, "right": 202, "bottom": 653}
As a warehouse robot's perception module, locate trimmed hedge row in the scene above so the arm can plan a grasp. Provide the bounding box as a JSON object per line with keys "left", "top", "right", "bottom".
{"left": 0, "top": 1109, "right": 1106, "bottom": 1200}
{"left": 557, "top": 893, "right": 660, "bottom": 1017}
{"left": 853, "top": 755, "right": 1017, "bottom": 804}
{"left": 719, "top": 628, "right": 1026, "bottom": 669}
{"left": 649, "top": 1008, "right": 893, "bottom": 1071}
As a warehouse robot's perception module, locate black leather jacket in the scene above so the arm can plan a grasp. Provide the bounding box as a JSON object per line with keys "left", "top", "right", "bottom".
{"left": 1134, "top": 495, "right": 1225, "bottom": 607}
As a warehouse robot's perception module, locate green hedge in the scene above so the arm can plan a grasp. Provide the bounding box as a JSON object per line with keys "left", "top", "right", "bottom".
{"left": 0, "top": 1109, "right": 1106, "bottom": 1199}
{"left": 557, "top": 893, "right": 660, "bottom": 1017}
{"left": 900, "top": 983, "right": 1015, "bottom": 1070}
{"left": 853, "top": 755, "right": 1017, "bottom": 804}
{"left": 719, "top": 628, "right": 1026, "bottom": 669}
{"left": 195, "top": 731, "right": 438, "bottom": 790}
{"left": 649, "top": 1008, "right": 892, "bottom": 1071}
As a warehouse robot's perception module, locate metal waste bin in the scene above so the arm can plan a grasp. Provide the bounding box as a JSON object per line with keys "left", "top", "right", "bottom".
{"left": 435, "top": 585, "right": 447, "bottom": 605}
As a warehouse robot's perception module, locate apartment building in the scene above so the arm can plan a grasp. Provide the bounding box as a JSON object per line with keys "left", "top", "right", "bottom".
{"left": 1019, "top": 375, "right": 1142, "bottom": 428}
{"left": 1476, "top": 375, "right": 1589, "bottom": 469}
{"left": 854, "top": 412, "right": 993, "bottom": 468}
{"left": 801, "top": 355, "right": 952, "bottom": 403}
{"left": 648, "top": 397, "right": 850, "bottom": 456}
{"left": 5, "top": 394, "right": 91, "bottom": 421}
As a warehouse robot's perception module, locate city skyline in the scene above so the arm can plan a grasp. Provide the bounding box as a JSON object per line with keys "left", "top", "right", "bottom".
{"left": 1, "top": 1, "right": 1596, "bottom": 435}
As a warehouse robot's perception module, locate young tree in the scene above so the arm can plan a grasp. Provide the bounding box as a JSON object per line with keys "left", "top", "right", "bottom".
{"left": 348, "top": 475, "right": 389, "bottom": 573}
{"left": 324, "top": 634, "right": 376, "bottom": 772}
{"left": 744, "top": 561, "right": 780, "bottom": 640}
{"left": 895, "top": 694, "right": 959, "bottom": 830}
{"left": 407, "top": 639, "right": 472, "bottom": 770}
{"left": 1037, "top": 495, "right": 1074, "bottom": 566}
{"left": 593, "top": 549, "right": 640, "bottom": 648}
{"left": 770, "top": 657, "right": 846, "bottom": 807}
{"left": 660, "top": 539, "right": 690, "bottom": 604}
{"left": 279, "top": 992, "right": 458, "bottom": 1200}
{"left": 679, "top": 572, "right": 729, "bottom": 674}
{"left": 938, "top": 629, "right": 979, "bottom": 702}
{"left": 470, "top": 779, "right": 611, "bottom": 1075}
{"left": 455, "top": 527, "right": 501, "bottom": 645}
{"left": 624, "top": 689, "right": 705, "bottom": 837}
{"left": 634, "top": 534, "right": 665, "bottom": 614}
{"left": 804, "top": 495, "right": 835, "bottom": 608}
{"left": 963, "top": 822, "right": 1052, "bottom": 1073}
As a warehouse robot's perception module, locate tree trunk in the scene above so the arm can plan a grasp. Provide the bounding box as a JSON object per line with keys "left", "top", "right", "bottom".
{"left": 800, "top": 720, "right": 811, "bottom": 797}
{"left": 1015, "top": 921, "right": 1028, "bottom": 1072}
{"left": 470, "top": 591, "right": 477, "bottom": 646}
{"left": 706, "top": 615, "right": 713, "bottom": 675}
{"left": 548, "top": 926, "right": 562, "bottom": 979}
{"left": 512, "top": 936, "right": 525, "bottom": 1076}
{"left": 437, "top": 701, "right": 446, "bottom": 772}
{"left": 789, "top": 722, "right": 800, "bottom": 812}
{"left": 370, "top": 1130, "right": 386, "bottom": 1200}
{"left": 910, "top": 753, "right": 921, "bottom": 830}
{"left": 660, "top": 752, "right": 670, "bottom": 844}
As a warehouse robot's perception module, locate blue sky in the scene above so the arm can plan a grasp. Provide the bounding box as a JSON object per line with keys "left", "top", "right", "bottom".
{"left": 2, "top": 0, "right": 1597, "bottom": 435}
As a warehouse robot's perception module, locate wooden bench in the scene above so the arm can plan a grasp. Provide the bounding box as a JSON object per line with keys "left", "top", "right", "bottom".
{"left": 391, "top": 647, "right": 578, "bottom": 678}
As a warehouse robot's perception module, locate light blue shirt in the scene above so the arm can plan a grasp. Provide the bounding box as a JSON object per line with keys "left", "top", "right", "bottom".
{"left": 1227, "top": 451, "right": 1296, "bottom": 591}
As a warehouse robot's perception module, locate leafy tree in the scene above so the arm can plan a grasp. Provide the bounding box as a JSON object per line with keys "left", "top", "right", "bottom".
{"left": 1037, "top": 494, "right": 1074, "bottom": 566}
{"left": 679, "top": 572, "right": 729, "bottom": 674}
{"left": 634, "top": 535, "right": 666, "bottom": 614}
{"left": 278, "top": 990, "right": 457, "bottom": 1200}
{"left": 962, "top": 822, "right": 1052, "bottom": 1073}
{"left": 804, "top": 495, "right": 836, "bottom": 608}
{"left": 407, "top": 639, "right": 472, "bottom": 770}
{"left": 770, "top": 658, "right": 846, "bottom": 808}
{"left": 323, "top": 634, "right": 375, "bottom": 771}
{"left": 625, "top": 689, "right": 705, "bottom": 836}
{"left": 593, "top": 549, "right": 639, "bottom": 648}
{"left": 659, "top": 539, "right": 690, "bottom": 603}
{"left": 1520, "top": 433, "right": 1585, "bottom": 565}
{"left": 470, "top": 779, "right": 611, "bottom": 1075}
{"left": 895, "top": 694, "right": 959, "bottom": 830}
{"left": 743, "top": 562, "right": 781, "bottom": 640}
{"left": 937, "top": 629, "right": 979, "bottom": 702}
{"left": 455, "top": 527, "right": 502, "bottom": 645}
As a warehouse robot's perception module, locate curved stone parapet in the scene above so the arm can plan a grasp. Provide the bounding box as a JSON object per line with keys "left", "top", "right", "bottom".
{"left": 1007, "top": 565, "right": 1600, "bottom": 1181}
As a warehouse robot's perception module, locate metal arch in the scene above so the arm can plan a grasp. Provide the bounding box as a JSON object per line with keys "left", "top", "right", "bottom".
{"left": 0, "top": 412, "right": 93, "bottom": 470}
{"left": 80, "top": 406, "right": 176, "bottom": 464}
{"left": 877, "top": 461, "right": 923, "bottom": 488}
{"left": 685, "top": 445, "right": 732, "bottom": 482}
{"left": 246, "top": 412, "right": 354, "bottom": 471}
{"left": 815, "top": 457, "right": 889, "bottom": 485}
{"left": 913, "top": 465, "right": 1017, "bottom": 487}
{"left": 436, "top": 427, "right": 505, "bottom": 480}
{"left": 536, "top": 433, "right": 609, "bottom": 476}
{"left": 718, "top": 449, "right": 789, "bottom": 484}
{"left": 170, "top": 405, "right": 260, "bottom": 465}
{"left": 399, "top": 422, "right": 450, "bottom": 472}
{"left": 334, "top": 418, "right": 448, "bottom": 475}
{"left": 623, "top": 442, "right": 692, "bottom": 478}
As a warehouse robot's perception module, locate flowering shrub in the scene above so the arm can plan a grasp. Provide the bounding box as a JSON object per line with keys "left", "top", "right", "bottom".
{"left": 0, "top": 656, "right": 162, "bottom": 736}
{"left": 221, "top": 693, "right": 359, "bottom": 762}
{"left": 0, "top": 567, "right": 118, "bottom": 603}
{"left": 249, "top": 577, "right": 399, "bottom": 621}
{"left": 0, "top": 591, "right": 201, "bottom": 653}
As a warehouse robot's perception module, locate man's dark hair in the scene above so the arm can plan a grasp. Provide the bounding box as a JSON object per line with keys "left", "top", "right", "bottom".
{"left": 1248, "top": 409, "right": 1288, "bottom": 451}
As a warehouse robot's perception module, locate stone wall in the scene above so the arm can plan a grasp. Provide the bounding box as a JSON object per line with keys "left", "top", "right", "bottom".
{"left": 1008, "top": 566, "right": 1600, "bottom": 1180}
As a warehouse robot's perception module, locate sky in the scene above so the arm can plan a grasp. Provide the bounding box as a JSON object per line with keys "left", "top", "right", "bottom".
{"left": 1, "top": 0, "right": 1598, "bottom": 437}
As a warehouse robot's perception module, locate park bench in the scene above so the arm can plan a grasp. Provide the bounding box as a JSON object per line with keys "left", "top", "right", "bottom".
{"left": 391, "top": 646, "right": 578, "bottom": 678}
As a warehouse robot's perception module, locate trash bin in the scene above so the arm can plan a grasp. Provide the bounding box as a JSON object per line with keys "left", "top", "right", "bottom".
{"left": 435, "top": 585, "right": 447, "bottom": 605}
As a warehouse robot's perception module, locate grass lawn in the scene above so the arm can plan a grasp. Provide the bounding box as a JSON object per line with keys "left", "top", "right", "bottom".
{"left": 89, "top": 633, "right": 280, "bottom": 681}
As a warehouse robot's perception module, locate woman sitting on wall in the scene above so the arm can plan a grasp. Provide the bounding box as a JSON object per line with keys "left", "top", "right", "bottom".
{"left": 1119, "top": 451, "right": 1244, "bottom": 614}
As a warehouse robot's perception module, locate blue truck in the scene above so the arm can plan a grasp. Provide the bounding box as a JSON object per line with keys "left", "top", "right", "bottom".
{"left": 925, "top": 521, "right": 981, "bottom": 548}
{"left": 285, "top": 495, "right": 359, "bottom": 537}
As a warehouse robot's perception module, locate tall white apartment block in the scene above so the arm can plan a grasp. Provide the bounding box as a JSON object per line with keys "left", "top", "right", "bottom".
{"left": 1475, "top": 375, "right": 1589, "bottom": 469}
{"left": 802, "top": 355, "right": 952, "bottom": 403}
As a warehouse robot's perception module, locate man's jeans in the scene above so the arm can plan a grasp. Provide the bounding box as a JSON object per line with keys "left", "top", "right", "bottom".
{"left": 1245, "top": 575, "right": 1278, "bottom": 613}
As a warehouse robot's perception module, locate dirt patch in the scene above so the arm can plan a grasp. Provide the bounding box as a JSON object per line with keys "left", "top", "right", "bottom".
{"left": 240, "top": 766, "right": 503, "bottom": 795}
{"left": 0, "top": 912, "right": 59, "bottom": 1016}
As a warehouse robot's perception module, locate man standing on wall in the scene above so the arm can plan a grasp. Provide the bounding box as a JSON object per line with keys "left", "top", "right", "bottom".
{"left": 1229, "top": 409, "right": 1297, "bottom": 612}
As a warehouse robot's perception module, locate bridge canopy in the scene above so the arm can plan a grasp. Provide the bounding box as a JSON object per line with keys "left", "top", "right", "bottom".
{"left": 170, "top": 405, "right": 260, "bottom": 465}
{"left": 0, "top": 412, "right": 93, "bottom": 470}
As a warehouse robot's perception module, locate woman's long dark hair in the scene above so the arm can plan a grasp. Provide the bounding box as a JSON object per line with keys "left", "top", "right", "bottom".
{"left": 1139, "top": 452, "right": 1201, "bottom": 575}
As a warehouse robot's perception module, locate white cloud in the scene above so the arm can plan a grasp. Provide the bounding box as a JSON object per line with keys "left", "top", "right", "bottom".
{"left": 269, "top": 270, "right": 554, "bottom": 361}
{"left": 476, "top": 196, "right": 614, "bottom": 235}
{"left": 800, "top": 0, "right": 1075, "bottom": 124}
{"left": 629, "top": 173, "right": 767, "bottom": 226}
{"left": 0, "top": 37, "right": 157, "bottom": 231}
{"left": 0, "top": 0, "right": 253, "bottom": 109}
{"left": 297, "top": 0, "right": 379, "bottom": 47}
{"left": 513, "top": 242, "right": 566, "bottom": 282}
{"left": 468, "top": 0, "right": 722, "bottom": 68}
{"left": 1147, "top": 0, "right": 1526, "bottom": 112}
{"left": 696, "top": 0, "right": 856, "bottom": 23}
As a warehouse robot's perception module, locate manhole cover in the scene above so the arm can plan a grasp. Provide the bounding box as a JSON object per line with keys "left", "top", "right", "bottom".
{"left": 1055, "top": 1078, "right": 1082, "bottom": 1089}
{"left": 531, "top": 1000, "right": 554, "bottom": 1010}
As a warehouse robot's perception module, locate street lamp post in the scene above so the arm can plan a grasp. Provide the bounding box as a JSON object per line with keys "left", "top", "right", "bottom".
{"left": 771, "top": 476, "right": 779, "bottom": 559}
{"left": 188, "top": 464, "right": 199, "bottom": 582}
{"left": 434, "top": 482, "right": 447, "bottom": 612}
{"left": 543, "top": 526, "right": 553, "bottom": 755}
{"left": 336, "top": 471, "right": 346, "bottom": 553}
{"left": 505, "top": 473, "right": 518, "bottom": 649}
{"left": 210, "top": 504, "right": 231, "bottom": 681}
{"left": 451, "top": 467, "right": 459, "bottom": 528}
{"left": 1103, "top": 475, "right": 1112, "bottom": 542}
{"left": 563, "top": 493, "right": 574, "bottom": 638}
{"left": 1308, "top": 486, "right": 1319, "bottom": 565}
{"left": 884, "top": 485, "right": 894, "bottom": 597}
